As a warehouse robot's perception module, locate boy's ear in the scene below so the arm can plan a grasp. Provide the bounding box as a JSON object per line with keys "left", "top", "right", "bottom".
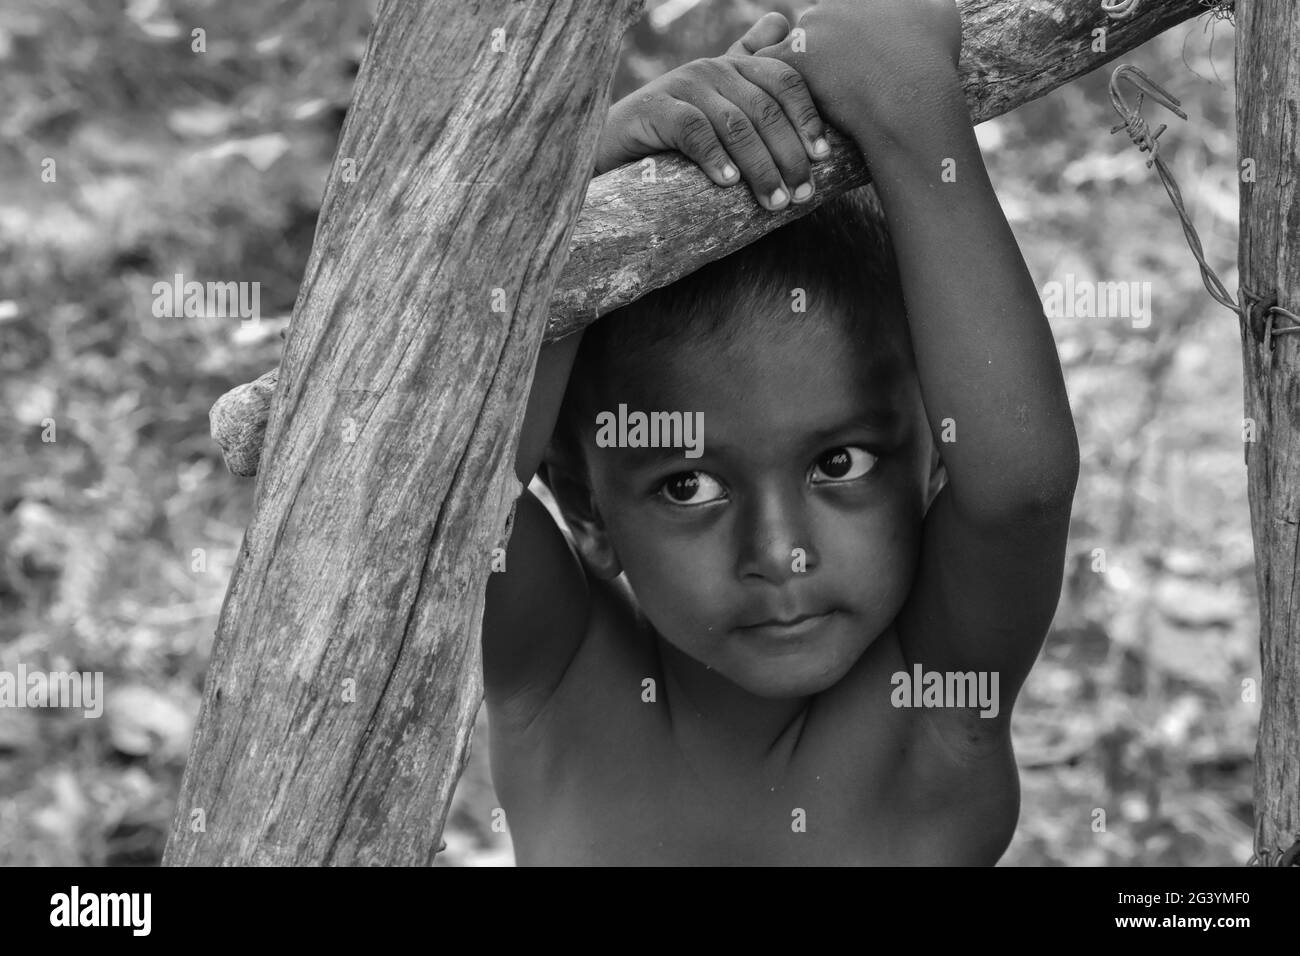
{"left": 925, "top": 442, "right": 947, "bottom": 512}
{"left": 542, "top": 454, "right": 623, "bottom": 581}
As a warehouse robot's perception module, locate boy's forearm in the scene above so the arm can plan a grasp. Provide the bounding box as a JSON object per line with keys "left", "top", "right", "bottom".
{"left": 846, "top": 80, "right": 1079, "bottom": 519}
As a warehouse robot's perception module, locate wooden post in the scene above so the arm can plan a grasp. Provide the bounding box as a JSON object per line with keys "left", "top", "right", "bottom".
{"left": 1236, "top": 0, "right": 1300, "bottom": 867}
{"left": 162, "top": 0, "right": 641, "bottom": 866}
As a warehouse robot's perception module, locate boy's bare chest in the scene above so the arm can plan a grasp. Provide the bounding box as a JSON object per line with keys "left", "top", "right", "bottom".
{"left": 499, "top": 735, "right": 1017, "bottom": 866}
{"left": 489, "top": 641, "right": 1020, "bottom": 866}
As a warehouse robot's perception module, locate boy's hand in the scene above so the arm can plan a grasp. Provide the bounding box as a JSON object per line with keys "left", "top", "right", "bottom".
{"left": 594, "top": 12, "right": 830, "bottom": 211}
{"left": 754, "top": 0, "right": 963, "bottom": 142}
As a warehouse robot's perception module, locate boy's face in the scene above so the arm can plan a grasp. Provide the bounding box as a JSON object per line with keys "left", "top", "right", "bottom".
{"left": 572, "top": 304, "right": 937, "bottom": 700}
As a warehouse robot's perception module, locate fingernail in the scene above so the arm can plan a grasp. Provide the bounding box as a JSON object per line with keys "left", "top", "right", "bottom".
{"left": 770, "top": 188, "right": 788, "bottom": 207}
{"left": 721, "top": 164, "right": 738, "bottom": 180}
{"left": 813, "top": 137, "right": 830, "bottom": 156}
{"left": 793, "top": 182, "right": 813, "bottom": 201}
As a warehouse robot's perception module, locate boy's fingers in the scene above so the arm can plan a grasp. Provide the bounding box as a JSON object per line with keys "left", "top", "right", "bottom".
{"left": 725, "top": 11, "right": 790, "bottom": 56}
{"left": 730, "top": 55, "right": 828, "bottom": 163}
{"left": 699, "top": 94, "right": 790, "bottom": 210}
{"left": 725, "top": 77, "right": 813, "bottom": 203}
{"left": 655, "top": 100, "right": 741, "bottom": 188}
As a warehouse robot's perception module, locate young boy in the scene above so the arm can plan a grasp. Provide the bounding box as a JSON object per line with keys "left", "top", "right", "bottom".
{"left": 482, "top": 0, "right": 1078, "bottom": 865}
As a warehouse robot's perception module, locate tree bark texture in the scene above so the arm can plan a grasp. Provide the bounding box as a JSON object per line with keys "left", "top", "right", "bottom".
{"left": 163, "top": 0, "right": 642, "bottom": 865}
{"left": 1236, "top": 0, "right": 1300, "bottom": 867}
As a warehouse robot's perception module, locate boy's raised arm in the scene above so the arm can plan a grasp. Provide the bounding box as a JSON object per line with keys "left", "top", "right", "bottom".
{"left": 482, "top": 333, "right": 590, "bottom": 719}
{"left": 759, "top": 0, "right": 1079, "bottom": 710}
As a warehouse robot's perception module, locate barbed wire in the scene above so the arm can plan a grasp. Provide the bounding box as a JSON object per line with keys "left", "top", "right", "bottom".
{"left": 1200, "top": 0, "right": 1237, "bottom": 25}
{"left": 1108, "top": 64, "right": 1298, "bottom": 351}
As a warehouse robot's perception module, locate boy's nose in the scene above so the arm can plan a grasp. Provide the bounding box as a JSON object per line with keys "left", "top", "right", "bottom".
{"left": 734, "top": 489, "right": 818, "bottom": 583}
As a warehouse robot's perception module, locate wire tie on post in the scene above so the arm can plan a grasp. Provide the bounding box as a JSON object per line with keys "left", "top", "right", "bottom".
{"left": 1265, "top": 307, "right": 1300, "bottom": 352}
{"left": 1241, "top": 285, "right": 1300, "bottom": 352}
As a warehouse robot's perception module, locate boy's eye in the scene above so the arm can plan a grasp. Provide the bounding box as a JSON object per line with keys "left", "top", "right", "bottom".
{"left": 811, "top": 446, "right": 877, "bottom": 483}
{"left": 659, "top": 471, "right": 726, "bottom": 505}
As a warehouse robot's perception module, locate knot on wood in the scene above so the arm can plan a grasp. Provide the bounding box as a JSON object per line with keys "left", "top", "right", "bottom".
{"left": 210, "top": 369, "right": 278, "bottom": 476}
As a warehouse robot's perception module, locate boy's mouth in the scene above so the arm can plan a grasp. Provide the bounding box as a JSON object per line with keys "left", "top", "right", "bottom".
{"left": 736, "top": 610, "right": 837, "bottom": 638}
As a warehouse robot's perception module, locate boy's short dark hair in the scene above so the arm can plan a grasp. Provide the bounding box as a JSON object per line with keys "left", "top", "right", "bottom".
{"left": 547, "top": 184, "right": 912, "bottom": 475}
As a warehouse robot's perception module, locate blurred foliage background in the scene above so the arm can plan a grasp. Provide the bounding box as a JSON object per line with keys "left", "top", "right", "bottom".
{"left": 0, "top": 0, "right": 1255, "bottom": 866}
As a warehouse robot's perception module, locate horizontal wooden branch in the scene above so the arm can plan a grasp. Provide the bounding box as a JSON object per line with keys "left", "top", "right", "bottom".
{"left": 212, "top": 0, "right": 1211, "bottom": 477}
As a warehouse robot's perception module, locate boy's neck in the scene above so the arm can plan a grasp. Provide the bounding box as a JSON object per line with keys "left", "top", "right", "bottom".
{"left": 654, "top": 634, "right": 812, "bottom": 770}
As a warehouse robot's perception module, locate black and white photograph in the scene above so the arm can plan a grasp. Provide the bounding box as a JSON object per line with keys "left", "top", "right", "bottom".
{"left": 0, "top": 0, "right": 1289, "bottom": 902}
